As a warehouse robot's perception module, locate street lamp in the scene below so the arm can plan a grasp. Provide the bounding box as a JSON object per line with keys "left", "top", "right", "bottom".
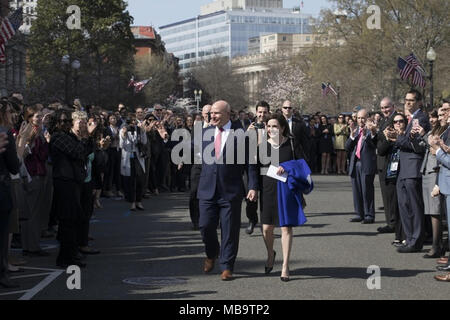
{"left": 61, "top": 55, "right": 70, "bottom": 105}
{"left": 194, "top": 89, "right": 202, "bottom": 113}
{"left": 72, "top": 59, "right": 81, "bottom": 98}
{"left": 427, "top": 47, "right": 436, "bottom": 110}
{"left": 61, "top": 55, "right": 81, "bottom": 105}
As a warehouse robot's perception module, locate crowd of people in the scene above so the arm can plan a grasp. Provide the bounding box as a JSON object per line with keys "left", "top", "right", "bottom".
{"left": 0, "top": 88, "right": 449, "bottom": 288}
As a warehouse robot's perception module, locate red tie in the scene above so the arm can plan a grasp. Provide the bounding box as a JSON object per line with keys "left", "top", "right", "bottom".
{"left": 215, "top": 127, "right": 224, "bottom": 160}
{"left": 356, "top": 129, "right": 364, "bottom": 159}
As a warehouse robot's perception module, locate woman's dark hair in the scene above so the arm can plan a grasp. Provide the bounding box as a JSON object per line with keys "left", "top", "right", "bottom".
{"left": 24, "top": 105, "right": 41, "bottom": 123}
{"left": 393, "top": 113, "right": 408, "bottom": 127}
{"left": 430, "top": 109, "right": 448, "bottom": 137}
{"left": 48, "top": 109, "right": 72, "bottom": 134}
{"left": 320, "top": 115, "right": 329, "bottom": 125}
{"left": 429, "top": 110, "right": 438, "bottom": 119}
{"left": 267, "top": 113, "right": 290, "bottom": 138}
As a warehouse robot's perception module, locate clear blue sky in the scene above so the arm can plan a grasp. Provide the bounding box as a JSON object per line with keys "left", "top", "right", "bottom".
{"left": 127, "top": 0, "right": 333, "bottom": 30}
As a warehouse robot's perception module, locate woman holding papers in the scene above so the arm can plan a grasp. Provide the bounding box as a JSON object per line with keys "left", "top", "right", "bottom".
{"left": 259, "top": 114, "right": 313, "bottom": 282}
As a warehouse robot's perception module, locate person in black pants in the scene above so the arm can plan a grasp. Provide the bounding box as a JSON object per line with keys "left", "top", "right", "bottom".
{"left": 244, "top": 101, "right": 270, "bottom": 234}
{"left": 104, "top": 114, "right": 122, "bottom": 197}
{"left": 377, "top": 112, "right": 405, "bottom": 246}
{"left": 376, "top": 97, "right": 399, "bottom": 234}
{"left": 120, "top": 116, "right": 148, "bottom": 211}
{"left": 0, "top": 118, "right": 20, "bottom": 288}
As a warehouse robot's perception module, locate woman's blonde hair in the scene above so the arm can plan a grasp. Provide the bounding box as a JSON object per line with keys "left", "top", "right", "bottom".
{"left": 72, "top": 110, "right": 88, "bottom": 122}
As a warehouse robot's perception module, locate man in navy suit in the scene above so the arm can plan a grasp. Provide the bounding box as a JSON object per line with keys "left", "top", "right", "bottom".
{"left": 345, "top": 109, "right": 378, "bottom": 224}
{"left": 198, "top": 100, "right": 258, "bottom": 281}
{"left": 395, "top": 89, "right": 430, "bottom": 253}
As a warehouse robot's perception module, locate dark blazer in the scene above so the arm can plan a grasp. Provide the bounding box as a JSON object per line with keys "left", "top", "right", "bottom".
{"left": 395, "top": 109, "right": 430, "bottom": 180}
{"left": 376, "top": 112, "right": 398, "bottom": 175}
{"left": 197, "top": 121, "right": 258, "bottom": 201}
{"left": 0, "top": 130, "right": 19, "bottom": 179}
{"left": 238, "top": 119, "right": 250, "bottom": 131}
{"left": 345, "top": 128, "right": 378, "bottom": 176}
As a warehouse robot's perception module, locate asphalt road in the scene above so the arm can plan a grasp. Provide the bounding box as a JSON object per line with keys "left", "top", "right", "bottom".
{"left": 1, "top": 174, "right": 448, "bottom": 300}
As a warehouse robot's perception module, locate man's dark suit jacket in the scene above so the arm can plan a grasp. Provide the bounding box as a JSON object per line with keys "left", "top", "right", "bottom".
{"left": 290, "top": 117, "right": 309, "bottom": 160}
{"left": 345, "top": 128, "right": 378, "bottom": 177}
{"left": 395, "top": 109, "right": 430, "bottom": 180}
{"left": 197, "top": 121, "right": 258, "bottom": 202}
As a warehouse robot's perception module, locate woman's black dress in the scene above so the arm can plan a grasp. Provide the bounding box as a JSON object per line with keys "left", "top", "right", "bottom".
{"left": 260, "top": 139, "right": 295, "bottom": 226}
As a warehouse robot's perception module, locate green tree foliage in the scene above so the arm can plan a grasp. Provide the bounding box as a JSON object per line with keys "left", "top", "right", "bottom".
{"left": 27, "top": 0, "right": 135, "bottom": 107}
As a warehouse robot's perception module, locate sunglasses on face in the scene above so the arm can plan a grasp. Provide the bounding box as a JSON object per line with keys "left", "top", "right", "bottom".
{"left": 393, "top": 120, "right": 404, "bottom": 124}
{"left": 283, "top": 107, "right": 292, "bottom": 110}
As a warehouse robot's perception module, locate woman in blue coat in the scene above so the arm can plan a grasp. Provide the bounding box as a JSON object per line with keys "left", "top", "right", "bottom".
{"left": 259, "top": 114, "right": 313, "bottom": 282}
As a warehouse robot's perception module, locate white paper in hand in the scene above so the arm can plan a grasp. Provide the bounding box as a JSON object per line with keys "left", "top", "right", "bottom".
{"left": 267, "top": 165, "right": 288, "bottom": 183}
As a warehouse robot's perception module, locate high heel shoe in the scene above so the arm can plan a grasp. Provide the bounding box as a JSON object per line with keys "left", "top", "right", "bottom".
{"left": 280, "top": 265, "right": 289, "bottom": 282}
{"left": 264, "top": 251, "right": 276, "bottom": 274}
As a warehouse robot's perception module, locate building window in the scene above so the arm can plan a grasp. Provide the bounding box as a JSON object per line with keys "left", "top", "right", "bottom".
{"left": 306, "top": 36, "right": 310, "bottom": 41}
{"left": 282, "top": 36, "right": 286, "bottom": 41}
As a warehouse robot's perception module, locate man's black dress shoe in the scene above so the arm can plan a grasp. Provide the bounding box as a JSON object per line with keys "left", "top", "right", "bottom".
{"left": 246, "top": 222, "right": 256, "bottom": 235}
{"left": 377, "top": 226, "right": 394, "bottom": 233}
{"left": 362, "top": 219, "right": 374, "bottom": 224}
{"left": 397, "top": 246, "right": 419, "bottom": 253}
{"left": 350, "top": 217, "right": 363, "bottom": 222}
{"left": 0, "top": 276, "right": 19, "bottom": 289}
{"left": 436, "top": 265, "right": 450, "bottom": 272}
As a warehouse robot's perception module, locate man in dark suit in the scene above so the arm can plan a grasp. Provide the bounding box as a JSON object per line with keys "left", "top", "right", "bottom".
{"left": 282, "top": 100, "right": 309, "bottom": 160}
{"left": 198, "top": 100, "right": 258, "bottom": 281}
{"left": 238, "top": 110, "right": 251, "bottom": 131}
{"left": 188, "top": 105, "right": 212, "bottom": 230}
{"left": 376, "top": 97, "right": 399, "bottom": 234}
{"left": 243, "top": 101, "right": 270, "bottom": 235}
{"left": 395, "top": 89, "right": 430, "bottom": 253}
{"left": 345, "top": 109, "right": 378, "bottom": 224}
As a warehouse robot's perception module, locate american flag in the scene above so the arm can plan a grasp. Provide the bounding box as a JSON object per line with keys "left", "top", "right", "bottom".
{"left": 0, "top": 8, "right": 23, "bottom": 63}
{"left": 398, "top": 53, "right": 426, "bottom": 88}
{"left": 133, "top": 78, "right": 152, "bottom": 93}
{"left": 127, "top": 76, "right": 135, "bottom": 88}
{"left": 322, "top": 82, "right": 337, "bottom": 96}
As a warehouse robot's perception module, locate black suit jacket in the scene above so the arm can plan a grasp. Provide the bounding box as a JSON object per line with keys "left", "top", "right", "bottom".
{"left": 290, "top": 117, "right": 309, "bottom": 160}
{"left": 395, "top": 109, "right": 430, "bottom": 180}
{"left": 376, "top": 112, "right": 398, "bottom": 178}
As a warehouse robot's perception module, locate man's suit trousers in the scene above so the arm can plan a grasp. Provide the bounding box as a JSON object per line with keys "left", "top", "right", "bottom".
{"left": 351, "top": 161, "right": 375, "bottom": 220}
{"left": 396, "top": 178, "right": 425, "bottom": 248}
{"left": 199, "top": 193, "right": 242, "bottom": 272}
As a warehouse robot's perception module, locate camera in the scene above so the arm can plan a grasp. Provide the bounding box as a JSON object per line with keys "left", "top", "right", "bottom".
{"left": 254, "top": 122, "right": 265, "bottom": 130}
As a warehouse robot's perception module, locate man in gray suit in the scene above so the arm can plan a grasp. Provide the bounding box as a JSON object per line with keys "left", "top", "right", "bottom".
{"left": 395, "top": 89, "right": 430, "bottom": 253}
{"left": 345, "top": 109, "right": 378, "bottom": 224}
{"left": 431, "top": 113, "right": 450, "bottom": 281}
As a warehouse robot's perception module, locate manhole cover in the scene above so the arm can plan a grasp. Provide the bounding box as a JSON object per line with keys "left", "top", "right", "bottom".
{"left": 122, "top": 277, "right": 187, "bottom": 286}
